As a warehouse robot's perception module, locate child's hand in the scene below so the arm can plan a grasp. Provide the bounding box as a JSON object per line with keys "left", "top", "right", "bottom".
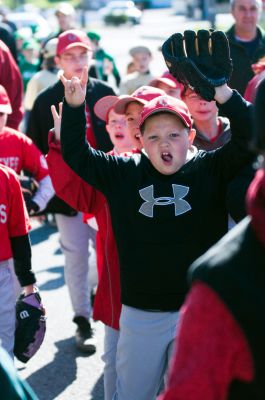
{"left": 51, "top": 102, "right": 63, "bottom": 141}
{"left": 60, "top": 66, "right": 88, "bottom": 107}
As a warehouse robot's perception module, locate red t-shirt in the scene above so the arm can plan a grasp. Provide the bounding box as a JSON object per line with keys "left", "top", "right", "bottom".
{"left": 0, "top": 164, "right": 30, "bottom": 261}
{"left": 0, "top": 127, "right": 49, "bottom": 180}
{"left": 160, "top": 282, "right": 253, "bottom": 400}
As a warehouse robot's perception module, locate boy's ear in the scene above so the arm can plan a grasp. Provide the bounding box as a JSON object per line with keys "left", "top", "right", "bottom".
{"left": 54, "top": 56, "right": 61, "bottom": 67}
{"left": 188, "top": 128, "right": 196, "bottom": 146}
{"left": 139, "top": 133, "right": 145, "bottom": 147}
{"left": 105, "top": 123, "right": 111, "bottom": 135}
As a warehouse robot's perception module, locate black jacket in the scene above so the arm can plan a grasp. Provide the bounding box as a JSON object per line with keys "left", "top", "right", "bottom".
{"left": 60, "top": 90, "right": 254, "bottom": 311}
{"left": 27, "top": 77, "right": 115, "bottom": 214}
{"left": 226, "top": 25, "right": 265, "bottom": 95}
{"left": 191, "top": 217, "right": 265, "bottom": 400}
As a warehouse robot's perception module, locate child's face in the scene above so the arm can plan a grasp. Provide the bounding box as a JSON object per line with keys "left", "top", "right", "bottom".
{"left": 125, "top": 102, "right": 144, "bottom": 150}
{"left": 156, "top": 82, "right": 182, "bottom": 99}
{"left": 56, "top": 46, "right": 92, "bottom": 79}
{"left": 184, "top": 90, "right": 218, "bottom": 123}
{"left": 56, "top": 12, "right": 73, "bottom": 31}
{"left": 133, "top": 53, "right": 151, "bottom": 74}
{"left": 106, "top": 109, "right": 133, "bottom": 153}
{"left": 140, "top": 113, "right": 196, "bottom": 175}
{"left": 0, "top": 112, "right": 7, "bottom": 132}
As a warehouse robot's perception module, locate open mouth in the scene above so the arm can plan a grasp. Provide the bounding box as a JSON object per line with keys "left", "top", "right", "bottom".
{"left": 115, "top": 133, "right": 124, "bottom": 139}
{"left": 161, "top": 152, "right": 173, "bottom": 163}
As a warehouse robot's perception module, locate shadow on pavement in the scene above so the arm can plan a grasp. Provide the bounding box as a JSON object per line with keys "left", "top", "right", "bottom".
{"left": 26, "top": 337, "right": 95, "bottom": 400}
{"left": 38, "top": 266, "right": 65, "bottom": 291}
{"left": 90, "top": 374, "right": 104, "bottom": 400}
{"left": 30, "top": 223, "right": 58, "bottom": 246}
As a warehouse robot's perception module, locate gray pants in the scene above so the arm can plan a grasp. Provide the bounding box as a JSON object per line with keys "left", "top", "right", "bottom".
{"left": 55, "top": 212, "right": 97, "bottom": 319}
{"left": 102, "top": 326, "right": 119, "bottom": 400}
{"left": 0, "top": 260, "right": 16, "bottom": 358}
{"left": 113, "top": 305, "right": 179, "bottom": 400}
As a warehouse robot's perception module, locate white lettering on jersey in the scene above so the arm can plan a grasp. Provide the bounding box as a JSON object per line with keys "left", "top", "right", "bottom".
{"left": 0, "top": 204, "right": 7, "bottom": 223}
{"left": 0, "top": 157, "right": 20, "bottom": 172}
{"left": 139, "top": 184, "right": 191, "bottom": 218}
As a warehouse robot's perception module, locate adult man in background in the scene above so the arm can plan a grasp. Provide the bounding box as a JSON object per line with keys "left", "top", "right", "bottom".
{"left": 226, "top": 0, "right": 265, "bottom": 95}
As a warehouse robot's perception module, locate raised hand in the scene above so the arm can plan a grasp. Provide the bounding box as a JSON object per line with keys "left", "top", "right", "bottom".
{"left": 51, "top": 102, "right": 63, "bottom": 141}
{"left": 162, "top": 30, "right": 233, "bottom": 101}
{"left": 60, "top": 66, "right": 88, "bottom": 107}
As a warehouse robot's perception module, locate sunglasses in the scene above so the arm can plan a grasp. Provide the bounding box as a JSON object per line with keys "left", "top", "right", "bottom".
{"left": 0, "top": 112, "right": 5, "bottom": 117}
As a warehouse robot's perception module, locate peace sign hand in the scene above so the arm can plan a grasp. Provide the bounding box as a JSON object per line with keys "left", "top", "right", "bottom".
{"left": 60, "top": 66, "right": 88, "bottom": 108}
{"left": 51, "top": 102, "right": 63, "bottom": 141}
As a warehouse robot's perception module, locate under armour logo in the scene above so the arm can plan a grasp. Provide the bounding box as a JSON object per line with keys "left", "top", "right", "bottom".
{"left": 139, "top": 184, "right": 191, "bottom": 218}
{"left": 20, "top": 310, "right": 30, "bottom": 319}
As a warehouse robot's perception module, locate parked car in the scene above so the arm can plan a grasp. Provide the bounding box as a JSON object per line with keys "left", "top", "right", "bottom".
{"left": 7, "top": 12, "right": 52, "bottom": 41}
{"left": 100, "top": 1, "right": 142, "bottom": 25}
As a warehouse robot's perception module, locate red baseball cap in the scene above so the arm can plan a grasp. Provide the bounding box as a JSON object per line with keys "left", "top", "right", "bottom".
{"left": 139, "top": 95, "right": 192, "bottom": 129}
{"left": 0, "top": 85, "right": 12, "bottom": 114}
{"left": 56, "top": 29, "right": 92, "bottom": 56}
{"left": 114, "top": 86, "right": 166, "bottom": 114}
{"left": 94, "top": 96, "right": 119, "bottom": 122}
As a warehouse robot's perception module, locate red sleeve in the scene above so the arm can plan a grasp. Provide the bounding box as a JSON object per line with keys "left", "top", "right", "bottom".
{"left": 159, "top": 282, "right": 254, "bottom": 400}
{"left": 8, "top": 168, "right": 31, "bottom": 237}
{"left": 0, "top": 41, "right": 23, "bottom": 130}
{"left": 20, "top": 133, "right": 49, "bottom": 180}
{"left": 47, "top": 130, "right": 106, "bottom": 214}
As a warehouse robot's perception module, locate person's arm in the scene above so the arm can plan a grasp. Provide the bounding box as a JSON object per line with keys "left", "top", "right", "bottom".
{"left": 8, "top": 169, "right": 36, "bottom": 293}
{"left": 10, "top": 234, "right": 36, "bottom": 292}
{"left": 47, "top": 129, "right": 106, "bottom": 214}
{"left": 159, "top": 282, "right": 253, "bottom": 400}
{"left": 21, "top": 134, "right": 55, "bottom": 213}
{"left": 60, "top": 68, "right": 129, "bottom": 195}
{"left": 207, "top": 86, "right": 255, "bottom": 182}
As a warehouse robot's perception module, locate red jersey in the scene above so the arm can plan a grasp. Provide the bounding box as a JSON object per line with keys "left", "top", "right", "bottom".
{"left": 159, "top": 282, "right": 253, "bottom": 400}
{"left": 0, "top": 40, "right": 23, "bottom": 130}
{"left": 0, "top": 164, "right": 30, "bottom": 261}
{"left": 0, "top": 127, "right": 49, "bottom": 180}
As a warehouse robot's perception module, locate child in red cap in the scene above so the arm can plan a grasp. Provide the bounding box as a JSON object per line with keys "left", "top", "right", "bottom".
{"left": 58, "top": 56, "right": 253, "bottom": 398}
{"left": 114, "top": 85, "right": 166, "bottom": 149}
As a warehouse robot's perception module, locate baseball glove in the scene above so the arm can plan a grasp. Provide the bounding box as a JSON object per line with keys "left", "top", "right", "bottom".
{"left": 14, "top": 291, "right": 46, "bottom": 363}
{"left": 162, "top": 29, "right": 233, "bottom": 101}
